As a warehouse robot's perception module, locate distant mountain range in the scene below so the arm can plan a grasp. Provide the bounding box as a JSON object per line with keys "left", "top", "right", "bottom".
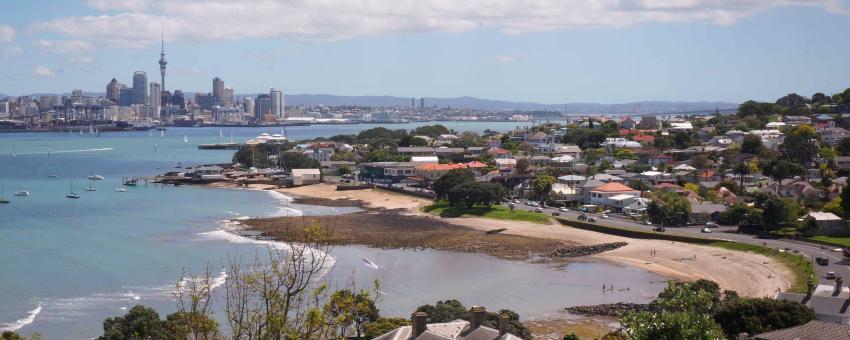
{"left": 0, "top": 92, "right": 738, "bottom": 114}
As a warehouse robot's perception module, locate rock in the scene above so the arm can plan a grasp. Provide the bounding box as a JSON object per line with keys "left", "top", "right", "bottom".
{"left": 548, "top": 242, "right": 628, "bottom": 258}
{"left": 565, "top": 302, "right": 650, "bottom": 317}
{"left": 486, "top": 228, "right": 508, "bottom": 234}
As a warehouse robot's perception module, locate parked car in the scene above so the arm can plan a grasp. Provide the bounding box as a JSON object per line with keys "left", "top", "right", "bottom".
{"left": 705, "top": 222, "right": 718, "bottom": 228}
{"left": 641, "top": 220, "right": 652, "bottom": 225}
{"left": 827, "top": 271, "right": 836, "bottom": 280}
{"left": 559, "top": 207, "right": 569, "bottom": 212}
{"left": 577, "top": 214, "right": 588, "bottom": 221}
{"left": 816, "top": 257, "right": 829, "bottom": 266}
{"left": 534, "top": 207, "right": 543, "bottom": 213}
{"left": 701, "top": 228, "right": 712, "bottom": 233}
{"left": 653, "top": 227, "right": 666, "bottom": 232}
{"left": 588, "top": 217, "right": 597, "bottom": 222}
{"left": 600, "top": 214, "right": 609, "bottom": 219}
{"left": 551, "top": 211, "right": 560, "bottom": 216}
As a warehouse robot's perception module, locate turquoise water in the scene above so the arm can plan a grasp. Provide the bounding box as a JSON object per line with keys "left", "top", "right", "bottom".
{"left": 0, "top": 123, "right": 662, "bottom": 339}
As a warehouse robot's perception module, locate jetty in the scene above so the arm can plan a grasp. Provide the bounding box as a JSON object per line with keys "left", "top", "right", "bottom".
{"left": 198, "top": 142, "right": 242, "bottom": 150}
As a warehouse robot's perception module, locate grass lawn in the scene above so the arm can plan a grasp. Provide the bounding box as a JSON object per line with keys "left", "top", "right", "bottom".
{"left": 422, "top": 201, "right": 551, "bottom": 224}
{"left": 807, "top": 235, "right": 850, "bottom": 247}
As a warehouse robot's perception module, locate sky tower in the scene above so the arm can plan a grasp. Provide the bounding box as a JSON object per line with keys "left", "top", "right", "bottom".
{"left": 158, "top": 32, "right": 167, "bottom": 91}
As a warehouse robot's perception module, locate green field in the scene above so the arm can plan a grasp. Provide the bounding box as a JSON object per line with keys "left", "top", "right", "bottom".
{"left": 422, "top": 201, "right": 552, "bottom": 224}
{"left": 807, "top": 236, "right": 850, "bottom": 247}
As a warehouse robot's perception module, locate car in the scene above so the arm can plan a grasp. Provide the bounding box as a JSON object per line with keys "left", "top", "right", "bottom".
{"left": 705, "top": 222, "right": 718, "bottom": 228}
{"left": 641, "top": 220, "right": 652, "bottom": 225}
{"left": 701, "top": 228, "right": 712, "bottom": 233}
{"left": 559, "top": 207, "right": 569, "bottom": 212}
{"left": 551, "top": 211, "right": 560, "bottom": 216}
{"left": 827, "top": 271, "right": 837, "bottom": 280}
{"left": 534, "top": 207, "right": 543, "bottom": 213}
{"left": 588, "top": 217, "right": 597, "bottom": 222}
{"left": 341, "top": 174, "right": 353, "bottom": 179}
{"left": 577, "top": 214, "right": 588, "bottom": 221}
{"left": 816, "top": 257, "right": 829, "bottom": 266}
{"left": 600, "top": 214, "right": 609, "bottom": 219}
{"left": 341, "top": 179, "right": 352, "bottom": 183}
{"left": 653, "top": 227, "right": 666, "bottom": 232}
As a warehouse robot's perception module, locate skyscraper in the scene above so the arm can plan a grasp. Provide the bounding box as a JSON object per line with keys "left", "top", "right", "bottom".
{"left": 106, "top": 78, "right": 121, "bottom": 104}
{"left": 212, "top": 77, "right": 225, "bottom": 100}
{"left": 243, "top": 97, "right": 254, "bottom": 116}
{"left": 132, "top": 71, "right": 148, "bottom": 105}
{"left": 419, "top": 97, "right": 424, "bottom": 110}
{"left": 150, "top": 82, "right": 161, "bottom": 112}
{"left": 270, "top": 88, "right": 283, "bottom": 119}
{"left": 255, "top": 94, "right": 271, "bottom": 121}
{"left": 159, "top": 33, "right": 167, "bottom": 91}
{"left": 223, "top": 87, "right": 234, "bottom": 107}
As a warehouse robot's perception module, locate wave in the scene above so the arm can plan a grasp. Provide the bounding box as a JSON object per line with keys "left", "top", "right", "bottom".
{"left": 265, "top": 190, "right": 303, "bottom": 217}
{"left": 14, "top": 147, "right": 114, "bottom": 156}
{"left": 0, "top": 303, "right": 42, "bottom": 332}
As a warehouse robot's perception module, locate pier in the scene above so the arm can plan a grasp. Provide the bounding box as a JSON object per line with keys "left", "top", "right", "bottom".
{"left": 198, "top": 142, "right": 242, "bottom": 150}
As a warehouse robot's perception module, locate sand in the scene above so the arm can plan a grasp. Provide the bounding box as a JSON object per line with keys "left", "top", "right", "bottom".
{"left": 265, "top": 184, "right": 792, "bottom": 298}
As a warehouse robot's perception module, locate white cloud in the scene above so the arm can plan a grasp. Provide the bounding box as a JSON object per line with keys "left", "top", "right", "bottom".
{"left": 32, "top": 39, "right": 92, "bottom": 55}
{"left": 493, "top": 54, "right": 519, "bottom": 63}
{"left": 71, "top": 56, "right": 94, "bottom": 64}
{"left": 0, "top": 25, "right": 14, "bottom": 43}
{"left": 2, "top": 45, "right": 22, "bottom": 57}
{"left": 85, "top": 0, "right": 150, "bottom": 11}
{"left": 33, "top": 0, "right": 846, "bottom": 46}
{"left": 34, "top": 65, "right": 55, "bottom": 77}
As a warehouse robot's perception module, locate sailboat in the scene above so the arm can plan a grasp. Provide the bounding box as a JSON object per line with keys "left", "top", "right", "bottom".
{"left": 229, "top": 132, "right": 234, "bottom": 143}
{"left": 219, "top": 129, "right": 224, "bottom": 140}
{"left": 14, "top": 191, "right": 30, "bottom": 197}
{"left": 66, "top": 181, "right": 80, "bottom": 199}
{"left": 9, "top": 145, "right": 15, "bottom": 157}
{"left": 160, "top": 130, "right": 165, "bottom": 138}
{"left": 0, "top": 182, "right": 10, "bottom": 204}
{"left": 183, "top": 135, "right": 188, "bottom": 143}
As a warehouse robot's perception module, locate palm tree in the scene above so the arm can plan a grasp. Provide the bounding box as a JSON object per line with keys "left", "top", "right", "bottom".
{"left": 734, "top": 163, "right": 750, "bottom": 195}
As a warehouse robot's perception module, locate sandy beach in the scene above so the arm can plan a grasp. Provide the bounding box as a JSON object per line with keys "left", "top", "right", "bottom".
{"left": 260, "top": 183, "right": 792, "bottom": 298}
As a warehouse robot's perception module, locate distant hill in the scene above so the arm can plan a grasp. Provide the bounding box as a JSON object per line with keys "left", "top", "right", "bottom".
{"left": 280, "top": 94, "right": 738, "bottom": 114}
{"left": 11, "top": 91, "right": 738, "bottom": 114}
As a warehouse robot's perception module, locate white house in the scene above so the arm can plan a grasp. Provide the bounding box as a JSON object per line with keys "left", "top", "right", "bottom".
{"left": 292, "top": 168, "right": 321, "bottom": 186}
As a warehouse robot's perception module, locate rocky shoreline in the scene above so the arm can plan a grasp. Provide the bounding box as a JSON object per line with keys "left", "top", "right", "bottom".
{"left": 548, "top": 242, "right": 629, "bottom": 258}
{"left": 565, "top": 302, "right": 651, "bottom": 317}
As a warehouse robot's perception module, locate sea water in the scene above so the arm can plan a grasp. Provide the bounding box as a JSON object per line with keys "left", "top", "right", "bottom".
{"left": 0, "top": 124, "right": 663, "bottom": 338}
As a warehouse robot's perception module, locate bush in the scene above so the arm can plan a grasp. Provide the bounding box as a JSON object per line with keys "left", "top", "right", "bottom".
{"left": 712, "top": 297, "right": 815, "bottom": 339}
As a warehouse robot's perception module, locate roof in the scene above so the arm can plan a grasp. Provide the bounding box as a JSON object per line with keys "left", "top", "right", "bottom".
{"left": 374, "top": 320, "right": 523, "bottom": 340}
{"left": 528, "top": 131, "right": 549, "bottom": 139}
{"left": 412, "top": 156, "right": 440, "bottom": 162}
{"left": 609, "top": 194, "right": 637, "bottom": 201}
{"left": 398, "top": 147, "right": 436, "bottom": 153}
{"left": 487, "top": 148, "right": 511, "bottom": 155}
{"left": 466, "top": 161, "right": 488, "bottom": 168}
{"left": 632, "top": 134, "right": 656, "bottom": 142}
{"left": 754, "top": 320, "right": 850, "bottom": 340}
{"left": 417, "top": 163, "right": 468, "bottom": 171}
{"left": 558, "top": 175, "right": 587, "bottom": 181}
{"left": 807, "top": 211, "right": 842, "bottom": 221}
{"left": 592, "top": 182, "right": 637, "bottom": 192}
{"left": 292, "top": 168, "right": 320, "bottom": 176}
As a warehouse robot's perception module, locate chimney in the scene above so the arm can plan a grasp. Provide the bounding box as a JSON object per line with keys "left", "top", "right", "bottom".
{"left": 806, "top": 277, "right": 815, "bottom": 298}
{"left": 411, "top": 311, "right": 428, "bottom": 337}
{"left": 469, "top": 306, "right": 486, "bottom": 329}
{"left": 835, "top": 277, "right": 844, "bottom": 297}
{"left": 498, "top": 313, "right": 510, "bottom": 336}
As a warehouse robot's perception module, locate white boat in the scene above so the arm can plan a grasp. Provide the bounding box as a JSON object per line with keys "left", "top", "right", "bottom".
{"left": 88, "top": 175, "right": 105, "bottom": 180}
{"left": 85, "top": 186, "right": 97, "bottom": 192}
{"left": 183, "top": 135, "right": 189, "bottom": 143}
{"left": 66, "top": 181, "right": 80, "bottom": 199}
{"left": 160, "top": 130, "right": 165, "bottom": 138}
{"left": 114, "top": 188, "right": 127, "bottom": 192}
{"left": 47, "top": 174, "right": 58, "bottom": 178}
{"left": 9, "top": 145, "right": 15, "bottom": 157}
{"left": 219, "top": 129, "right": 224, "bottom": 140}
{"left": 14, "top": 191, "right": 30, "bottom": 197}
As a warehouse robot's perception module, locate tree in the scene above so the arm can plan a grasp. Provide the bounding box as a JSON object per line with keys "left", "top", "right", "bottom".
{"left": 824, "top": 196, "right": 843, "bottom": 217}
{"left": 399, "top": 135, "right": 429, "bottom": 147}
{"left": 621, "top": 282, "right": 725, "bottom": 340}
{"left": 674, "top": 132, "right": 691, "bottom": 149}
{"left": 734, "top": 163, "right": 750, "bottom": 195}
{"left": 840, "top": 185, "right": 850, "bottom": 218}
{"left": 646, "top": 191, "right": 691, "bottom": 226}
{"left": 447, "top": 181, "right": 504, "bottom": 208}
{"left": 515, "top": 158, "right": 530, "bottom": 174}
{"left": 812, "top": 92, "right": 829, "bottom": 105}
{"left": 712, "top": 297, "right": 815, "bottom": 339}
{"left": 363, "top": 318, "right": 409, "bottom": 339}
{"left": 531, "top": 174, "right": 556, "bottom": 203}
{"left": 741, "top": 134, "right": 763, "bottom": 154}
{"left": 416, "top": 300, "right": 532, "bottom": 340}
{"left": 411, "top": 124, "right": 449, "bottom": 138}
{"left": 690, "top": 154, "right": 711, "bottom": 170}
{"left": 836, "top": 137, "right": 850, "bottom": 156}
{"left": 775, "top": 93, "right": 809, "bottom": 108}
{"left": 433, "top": 169, "right": 475, "bottom": 200}
{"left": 324, "top": 288, "right": 379, "bottom": 337}
{"left": 98, "top": 305, "right": 173, "bottom": 340}
{"left": 562, "top": 332, "right": 580, "bottom": 340}
{"left": 779, "top": 125, "right": 819, "bottom": 165}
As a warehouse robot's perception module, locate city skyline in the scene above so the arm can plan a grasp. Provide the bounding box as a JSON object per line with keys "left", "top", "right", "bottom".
{"left": 0, "top": 1, "right": 850, "bottom": 104}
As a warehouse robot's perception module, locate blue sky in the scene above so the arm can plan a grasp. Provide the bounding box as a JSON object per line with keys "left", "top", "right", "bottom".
{"left": 0, "top": 0, "right": 849, "bottom": 104}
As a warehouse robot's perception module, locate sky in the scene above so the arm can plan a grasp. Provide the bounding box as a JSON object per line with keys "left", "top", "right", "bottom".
{"left": 0, "top": 0, "right": 849, "bottom": 104}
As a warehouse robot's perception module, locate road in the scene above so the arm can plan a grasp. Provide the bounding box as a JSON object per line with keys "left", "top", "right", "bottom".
{"left": 511, "top": 200, "right": 850, "bottom": 285}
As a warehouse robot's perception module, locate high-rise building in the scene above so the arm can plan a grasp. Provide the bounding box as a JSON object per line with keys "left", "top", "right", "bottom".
{"left": 255, "top": 94, "right": 272, "bottom": 121}
{"left": 107, "top": 78, "right": 122, "bottom": 104}
{"left": 419, "top": 97, "right": 424, "bottom": 109}
{"left": 411, "top": 97, "right": 415, "bottom": 108}
{"left": 132, "top": 71, "right": 148, "bottom": 105}
{"left": 223, "top": 87, "right": 234, "bottom": 107}
{"left": 171, "top": 90, "right": 185, "bottom": 109}
{"left": 243, "top": 97, "right": 254, "bottom": 116}
{"left": 150, "top": 82, "right": 162, "bottom": 113}
{"left": 119, "top": 88, "right": 134, "bottom": 107}
{"left": 270, "top": 88, "right": 283, "bottom": 119}
{"left": 212, "top": 77, "right": 225, "bottom": 101}
{"left": 159, "top": 33, "right": 167, "bottom": 91}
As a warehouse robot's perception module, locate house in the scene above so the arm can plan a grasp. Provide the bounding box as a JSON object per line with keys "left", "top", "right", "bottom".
{"left": 638, "top": 116, "right": 661, "bottom": 130}
{"left": 410, "top": 156, "right": 439, "bottom": 164}
{"left": 589, "top": 182, "right": 641, "bottom": 208}
{"left": 550, "top": 155, "right": 575, "bottom": 168}
{"left": 415, "top": 163, "right": 468, "bottom": 180}
{"left": 193, "top": 165, "right": 225, "bottom": 180}
{"left": 435, "top": 147, "right": 465, "bottom": 158}
{"left": 396, "top": 146, "right": 435, "bottom": 156}
{"left": 748, "top": 320, "right": 850, "bottom": 340}
{"left": 360, "top": 162, "right": 418, "bottom": 183}
{"left": 375, "top": 307, "right": 522, "bottom": 340}
{"left": 776, "top": 279, "right": 850, "bottom": 324}
{"left": 638, "top": 171, "right": 675, "bottom": 185}
{"left": 668, "top": 122, "right": 693, "bottom": 133}
{"left": 558, "top": 175, "right": 587, "bottom": 187}
{"left": 291, "top": 168, "right": 321, "bottom": 186}
{"left": 495, "top": 158, "right": 517, "bottom": 172}
{"left": 783, "top": 115, "right": 812, "bottom": 125}
{"left": 815, "top": 114, "right": 836, "bottom": 129}
{"left": 552, "top": 144, "right": 583, "bottom": 158}
{"left": 487, "top": 147, "right": 512, "bottom": 159}
{"left": 526, "top": 131, "right": 550, "bottom": 145}
{"left": 435, "top": 134, "right": 458, "bottom": 146}
{"left": 624, "top": 197, "right": 651, "bottom": 215}
{"left": 689, "top": 200, "right": 727, "bottom": 224}
{"left": 620, "top": 116, "right": 636, "bottom": 129}
{"left": 527, "top": 155, "right": 551, "bottom": 166}
{"left": 607, "top": 194, "right": 639, "bottom": 213}
{"left": 648, "top": 153, "right": 672, "bottom": 166}
{"left": 837, "top": 156, "right": 850, "bottom": 171}
{"left": 303, "top": 148, "right": 333, "bottom": 162}
{"left": 820, "top": 127, "right": 850, "bottom": 146}
{"left": 805, "top": 212, "right": 849, "bottom": 236}
{"left": 590, "top": 173, "right": 623, "bottom": 183}
{"left": 551, "top": 183, "right": 580, "bottom": 203}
